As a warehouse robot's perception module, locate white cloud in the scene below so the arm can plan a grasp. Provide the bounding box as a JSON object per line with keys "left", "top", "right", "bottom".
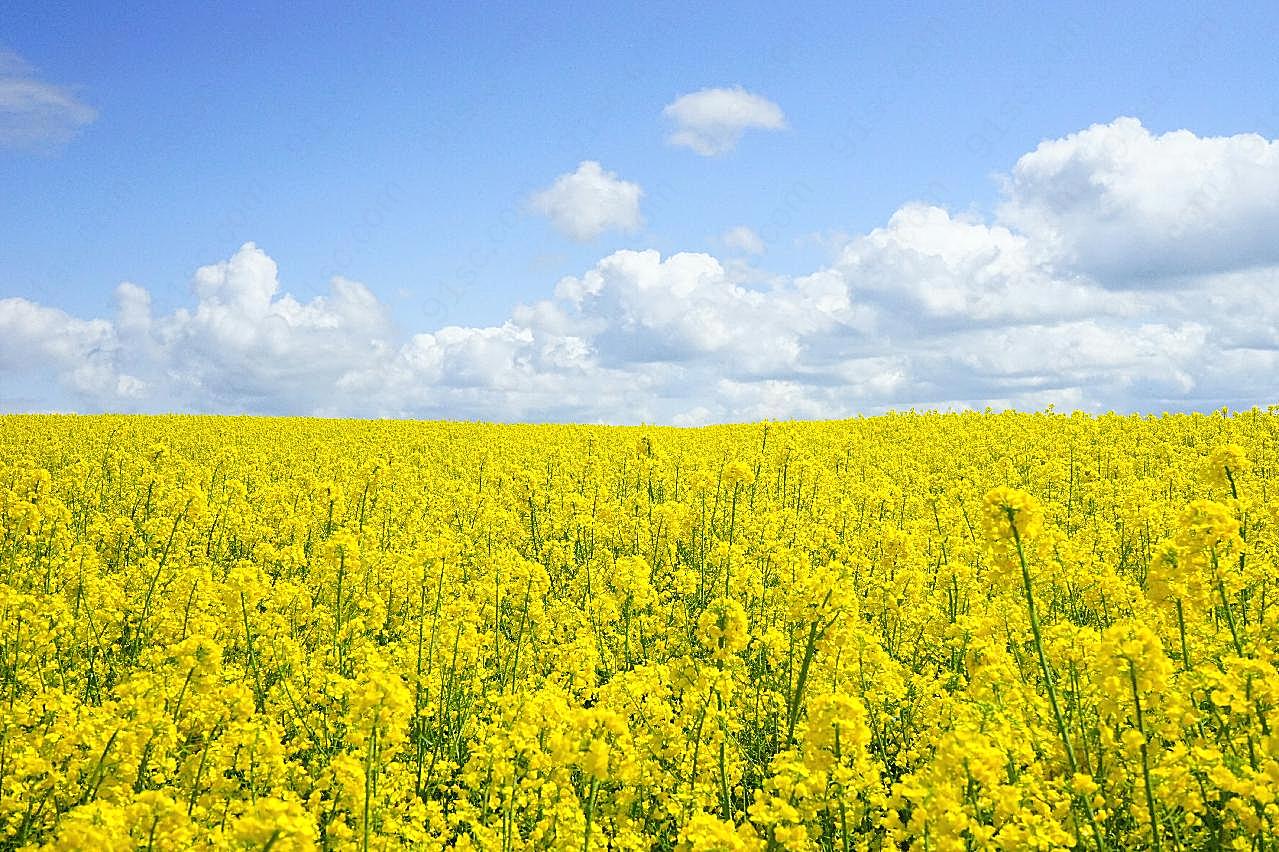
{"left": 835, "top": 203, "right": 1134, "bottom": 326}
{"left": 541, "top": 248, "right": 867, "bottom": 376}
{"left": 0, "top": 50, "right": 96, "bottom": 150}
{"left": 663, "top": 87, "right": 786, "bottom": 156}
{"left": 529, "top": 161, "right": 644, "bottom": 241}
{"left": 157, "top": 245, "right": 393, "bottom": 411}
{"left": 5, "top": 118, "right": 1279, "bottom": 422}
{"left": 999, "top": 117, "right": 1279, "bottom": 282}
{"left": 722, "top": 226, "right": 765, "bottom": 255}
{"left": 946, "top": 320, "right": 1204, "bottom": 396}
{"left": 0, "top": 297, "right": 139, "bottom": 401}
{"left": 1176, "top": 266, "right": 1279, "bottom": 350}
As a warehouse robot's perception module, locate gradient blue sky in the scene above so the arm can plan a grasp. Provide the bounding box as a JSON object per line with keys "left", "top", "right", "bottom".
{"left": 3, "top": 2, "right": 1279, "bottom": 421}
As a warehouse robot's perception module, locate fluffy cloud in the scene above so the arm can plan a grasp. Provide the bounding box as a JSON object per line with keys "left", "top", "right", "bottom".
{"left": 536, "top": 248, "right": 866, "bottom": 375}
{"left": 0, "top": 297, "right": 136, "bottom": 400}
{"left": 157, "top": 246, "right": 393, "bottom": 411}
{"left": 5, "top": 118, "right": 1279, "bottom": 422}
{"left": 0, "top": 50, "right": 96, "bottom": 150}
{"left": 834, "top": 204, "right": 1134, "bottom": 326}
{"left": 999, "top": 117, "right": 1279, "bottom": 282}
{"left": 663, "top": 87, "right": 786, "bottom": 156}
{"left": 529, "top": 161, "right": 644, "bottom": 241}
{"left": 2, "top": 243, "right": 397, "bottom": 415}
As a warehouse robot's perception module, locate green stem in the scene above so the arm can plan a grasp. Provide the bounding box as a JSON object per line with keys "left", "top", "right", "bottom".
{"left": 1008, "top": 513, "right": 1106, "bottom": 852}
{"left": 1175, "top": 598, "right": 1191, "bottom": 670}
{"left": 583, "top": 776, "right": 598, "bottom": 851}
{"left": 715, "top": 688, "right": 732, "bottom": 822}
{"left": 1126, "top": 658, "right": 1162, "bottom": 852}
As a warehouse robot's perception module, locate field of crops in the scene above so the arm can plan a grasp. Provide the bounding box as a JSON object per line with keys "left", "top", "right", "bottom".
{"left": 0, "top": 412, "right": 1276, "bottom": 850}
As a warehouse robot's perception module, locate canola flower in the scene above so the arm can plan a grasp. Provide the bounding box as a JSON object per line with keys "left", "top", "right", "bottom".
{"left": 0, "top": 410, "right": 1277, "bottom": 850}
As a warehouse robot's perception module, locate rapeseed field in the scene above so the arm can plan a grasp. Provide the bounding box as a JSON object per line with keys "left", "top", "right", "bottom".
{"left": 0, "top": 411, "right": 1275, "bottom": 850}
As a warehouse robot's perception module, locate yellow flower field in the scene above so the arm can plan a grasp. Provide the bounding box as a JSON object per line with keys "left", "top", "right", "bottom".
{"left": 1, "top": 411, "right": 1276, "bottom": 850}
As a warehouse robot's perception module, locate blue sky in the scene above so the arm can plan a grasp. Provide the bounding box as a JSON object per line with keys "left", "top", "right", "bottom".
{"left": 3, "top": 2, "right": 1279, "bottom": 421}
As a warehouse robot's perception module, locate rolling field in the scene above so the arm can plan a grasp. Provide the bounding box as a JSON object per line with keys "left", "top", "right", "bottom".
{"left": 0, "top": 412, "right": 1276, "bottom": 850}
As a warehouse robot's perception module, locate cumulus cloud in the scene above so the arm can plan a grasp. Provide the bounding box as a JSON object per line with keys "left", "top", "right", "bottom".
{"left": 158, "top": 246, "right": 393, "bottom": 411}
{"left": 834, "top": 203, "right": 1134, "bottom": 326}
{"left": 536, "top": 248, "right": 867, "bottom": 375}
{"left": 0, "top": 297, "right": 137, "bottom": 399}
{"left": 529, "top": 161, "right": 644, "bottom": 241}
{"left": 663, "top": 87, "right": 786, "bottom": 156}
{"left": 2, "top": 243, "right": 399, "bottom": 415}
{"left": 999, "top": 117, "right": 1279, "bottom": 282}
{"left": 5, "top": 117, "right": 1279, "bottom": 422}
{"left": 0, "top": 50, "right": 96, "bottom": 150}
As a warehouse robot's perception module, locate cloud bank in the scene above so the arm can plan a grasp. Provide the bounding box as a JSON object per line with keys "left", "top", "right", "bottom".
{"left": 4, "top": 118, "right": 1277, "bottom": 423}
